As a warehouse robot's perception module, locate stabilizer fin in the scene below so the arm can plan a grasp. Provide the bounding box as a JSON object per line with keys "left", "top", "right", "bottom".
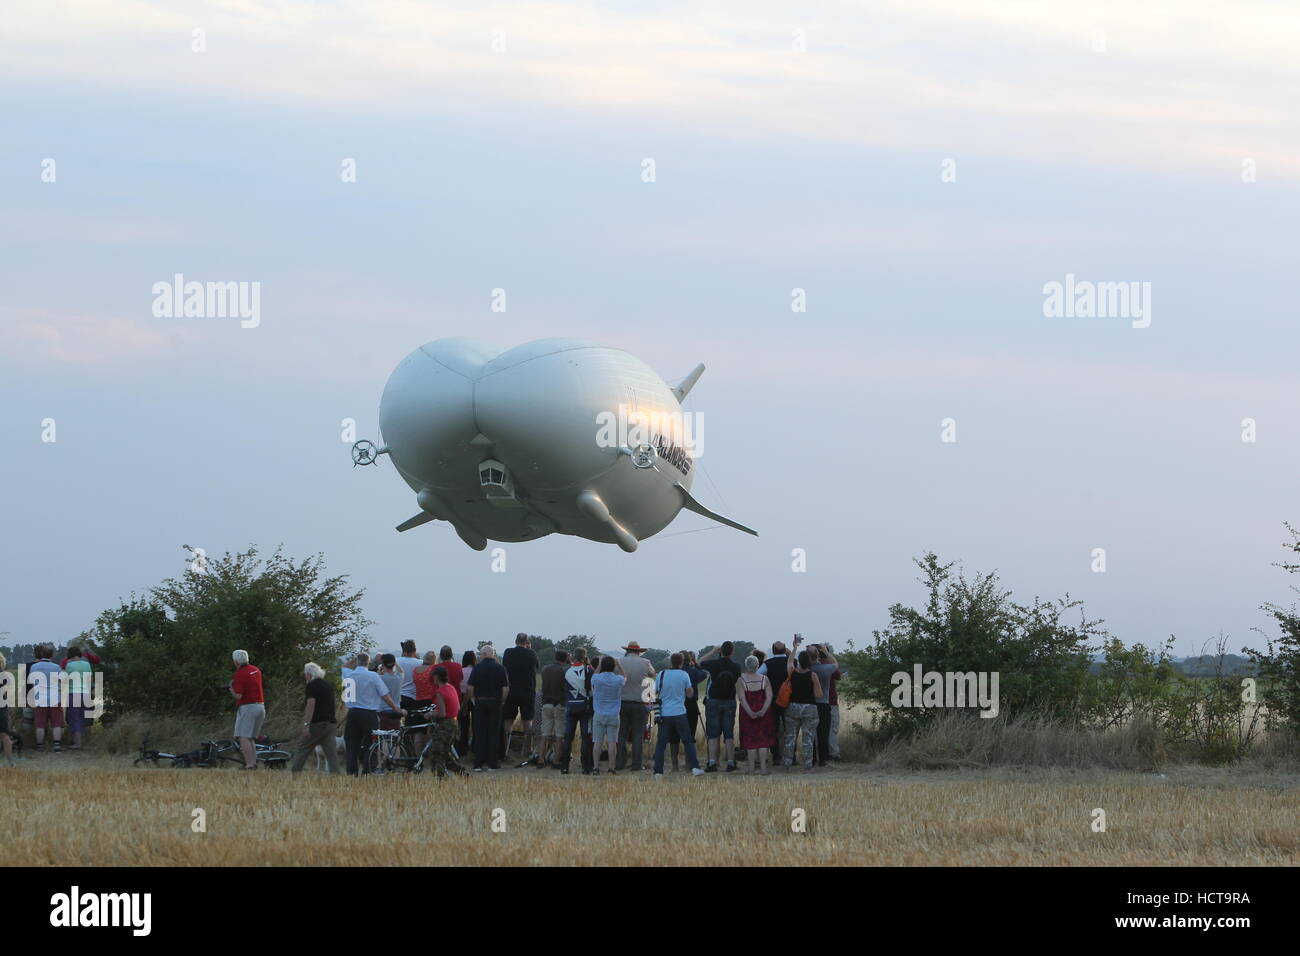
{"left": 672, "top": 363, "right": 706, "bottom": 402}
{"left": 673, "top": 482, "right": 758, "bottom": 536}
{"left": 395, "top": 512, "right": 437, "bottom": 533}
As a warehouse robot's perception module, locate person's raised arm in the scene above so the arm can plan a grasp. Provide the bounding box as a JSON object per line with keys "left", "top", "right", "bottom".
{"left": 698, "top": 645, "right": 719, "bottom": 662}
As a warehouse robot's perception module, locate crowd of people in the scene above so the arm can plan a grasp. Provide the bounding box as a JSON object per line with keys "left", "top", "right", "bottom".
{"left": 1, "top": 634, "right": 847, "bottom": 779}
{"left": 0, "top": 644, "right": 100, "bottom": 764}
{"left": 284, "top": 633, "right": 845, "bottom": 777}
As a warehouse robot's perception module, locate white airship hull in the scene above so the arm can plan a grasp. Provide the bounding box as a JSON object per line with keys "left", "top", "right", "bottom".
{"left": 371, "top": 337, "right": 754, "bottom": 551}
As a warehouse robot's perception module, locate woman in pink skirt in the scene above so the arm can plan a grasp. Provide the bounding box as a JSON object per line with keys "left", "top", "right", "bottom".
{"left": 737, "top": 655, "right": 775, "bottom": 775}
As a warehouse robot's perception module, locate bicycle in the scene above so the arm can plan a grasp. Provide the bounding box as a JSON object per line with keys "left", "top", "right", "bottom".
{"left": 133, "top": 733, "right": 200, "bottom": 768}
{"left": 366, "top": 707, "right": 447, "bottom": 774}
{"left": 208, "top": 736, "right": 292, "bottom": 769}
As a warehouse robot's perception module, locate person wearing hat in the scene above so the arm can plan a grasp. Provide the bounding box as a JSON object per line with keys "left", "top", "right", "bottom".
{"left": 615, "top": 641, "right": 655, "bottom": 772}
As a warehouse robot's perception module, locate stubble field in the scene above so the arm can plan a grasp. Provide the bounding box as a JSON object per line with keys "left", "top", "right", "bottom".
{"left": 3, "top": 758, "right": 1296, "bottom": 866}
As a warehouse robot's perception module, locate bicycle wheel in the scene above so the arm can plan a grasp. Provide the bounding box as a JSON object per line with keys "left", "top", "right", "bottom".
{"left": 212, "top": 739, "right": 244, "bottom": 767}
{"left": 387, "top": 733, "right": 422, "bottom": 772}
{"left": 364, "top": 741, "right": 387, "bottom": 774}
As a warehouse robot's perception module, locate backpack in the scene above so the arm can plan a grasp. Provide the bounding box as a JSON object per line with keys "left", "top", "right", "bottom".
{"left": 709, "top": 665, "right": 737, "bottom": 700}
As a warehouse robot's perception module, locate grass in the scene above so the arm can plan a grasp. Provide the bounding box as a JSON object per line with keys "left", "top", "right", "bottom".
{"left": 2, "top": 760, "right": 1296, "bottom": 866}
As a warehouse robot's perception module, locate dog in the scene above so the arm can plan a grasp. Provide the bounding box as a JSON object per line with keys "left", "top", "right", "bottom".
{"left": 314, "top": 735, "right": 345, "bottom": 771}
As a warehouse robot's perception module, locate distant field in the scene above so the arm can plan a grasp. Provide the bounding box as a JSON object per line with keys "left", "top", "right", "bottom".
{"left": 3, "top": 759, "right": 1296, "bottom": 866}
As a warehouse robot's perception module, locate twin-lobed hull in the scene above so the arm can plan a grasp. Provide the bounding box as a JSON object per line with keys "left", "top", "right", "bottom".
{"left": 377, "top": 337, "right": 698, "bottom": 550}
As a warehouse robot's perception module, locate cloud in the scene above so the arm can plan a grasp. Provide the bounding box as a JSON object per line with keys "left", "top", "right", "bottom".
{"left": 3, "top": 1, "right": 1299, "bottom": 178}
{"left": 0, "top": 307, "right": 203, "bottom": 364}
{"left": 11, "top": 214, "right": 186, "bottom": 245}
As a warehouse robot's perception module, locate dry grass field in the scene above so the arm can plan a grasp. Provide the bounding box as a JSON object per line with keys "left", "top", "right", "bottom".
{"left": 3, "top": 757, "right": 1296, "bottom": 866}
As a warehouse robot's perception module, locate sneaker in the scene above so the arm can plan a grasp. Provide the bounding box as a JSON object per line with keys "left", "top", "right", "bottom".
{"left": 53, "top": 742, "right": 63, "bottom": 753}
{"left": 653, "top": 773, "right": 664, "bottom": 779}
{"left": 473, "top": 767, "right": 486, "bottom": 773}
{"left": 691, "top": 767, "right": 705, "bottom": 776}
{"left": 607, "top": 769, "right": 616, "bottom": 775}
{"left": 725, "top": 761, "right": 737, "bottom": 772}
{"left": 560, "top": 767, "right": 570, "bottom": 775}
{"left": 704, "top": 763, "right": 718, "bottom": 773}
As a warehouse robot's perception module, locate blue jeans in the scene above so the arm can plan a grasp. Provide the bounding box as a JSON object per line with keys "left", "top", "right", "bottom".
{"left": 705, "top": 698, "right": 736, "bottom": 740}
{"left": 653, "top": 713, "right": 700, "bottom": 773}
{"left": 560, "top": 701, "right": 593, "bottom": 772}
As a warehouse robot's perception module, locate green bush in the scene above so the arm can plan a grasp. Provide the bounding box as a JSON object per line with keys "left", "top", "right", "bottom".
{"left": 839, "top": 554, "right": 1103, "bottom": 731}
{"left": 94, "top": 545, "right": 369, "bottom": 718}
{"left": 1245, "top": 523, "right": 1300, "bottom": 738}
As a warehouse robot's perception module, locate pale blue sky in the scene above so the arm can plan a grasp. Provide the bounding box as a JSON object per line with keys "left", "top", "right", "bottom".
{"left": 2, "top": 1, "right": 1298, "bottom": 658}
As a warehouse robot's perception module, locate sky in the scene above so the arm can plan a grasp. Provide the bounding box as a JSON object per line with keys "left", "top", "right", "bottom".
{"left": 2, "top": 0, "right": 1298, "bottom": 659}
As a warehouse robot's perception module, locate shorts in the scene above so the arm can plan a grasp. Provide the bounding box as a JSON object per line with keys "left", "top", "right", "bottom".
{"left": 592, "top": 712, "right": 620, "bottom": 749}
{"left": 538, "top": 702, "right": 565, "bottom": 736}
{"left": 704, "top": 698, "right": 736, "bottom": 740}
{"left": 503, "top": 694, "right": 535, "bottom": 722}
{"left": 234, "top": 703, "right": 266, "bottom": 739}
{"left": 34, "top": 707, "right": 65, "bottom": 730}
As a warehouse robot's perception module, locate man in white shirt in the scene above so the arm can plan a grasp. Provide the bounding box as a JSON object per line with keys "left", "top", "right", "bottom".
{"left": 28, "top": 645, "right": 65, "bottom": 753}
{"left": 397, "top": 640, "right": 424, "bottom": 711}
{"left": 341, "top": 653, "right": 404, "bottom": 775}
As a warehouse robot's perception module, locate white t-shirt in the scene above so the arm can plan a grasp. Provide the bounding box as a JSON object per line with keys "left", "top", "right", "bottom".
{"left": 28, "top": 660, "right": 64, "bottom": 708}
{"left": 398, "top": 656, "right": 423, "bottom": 698}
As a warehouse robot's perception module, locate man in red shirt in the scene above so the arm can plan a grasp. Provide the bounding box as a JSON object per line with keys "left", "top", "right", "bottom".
{"left": 229, "top": 649, "right": 266, "bottom": 770}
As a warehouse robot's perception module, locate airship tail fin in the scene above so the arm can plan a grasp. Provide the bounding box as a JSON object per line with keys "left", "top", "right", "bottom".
{"left": 396, "top": 512, "right": 437, "bottom": 533}
{"left": 674, "top": 482, "right": 758, "bottom": 536}
{"left": 672, "top": 363, "right": 706, "bottom": 401}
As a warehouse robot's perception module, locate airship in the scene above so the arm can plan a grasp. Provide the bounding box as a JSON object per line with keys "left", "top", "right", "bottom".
{"left": 352, "top": 337, "right": 757, "bottom": 552}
